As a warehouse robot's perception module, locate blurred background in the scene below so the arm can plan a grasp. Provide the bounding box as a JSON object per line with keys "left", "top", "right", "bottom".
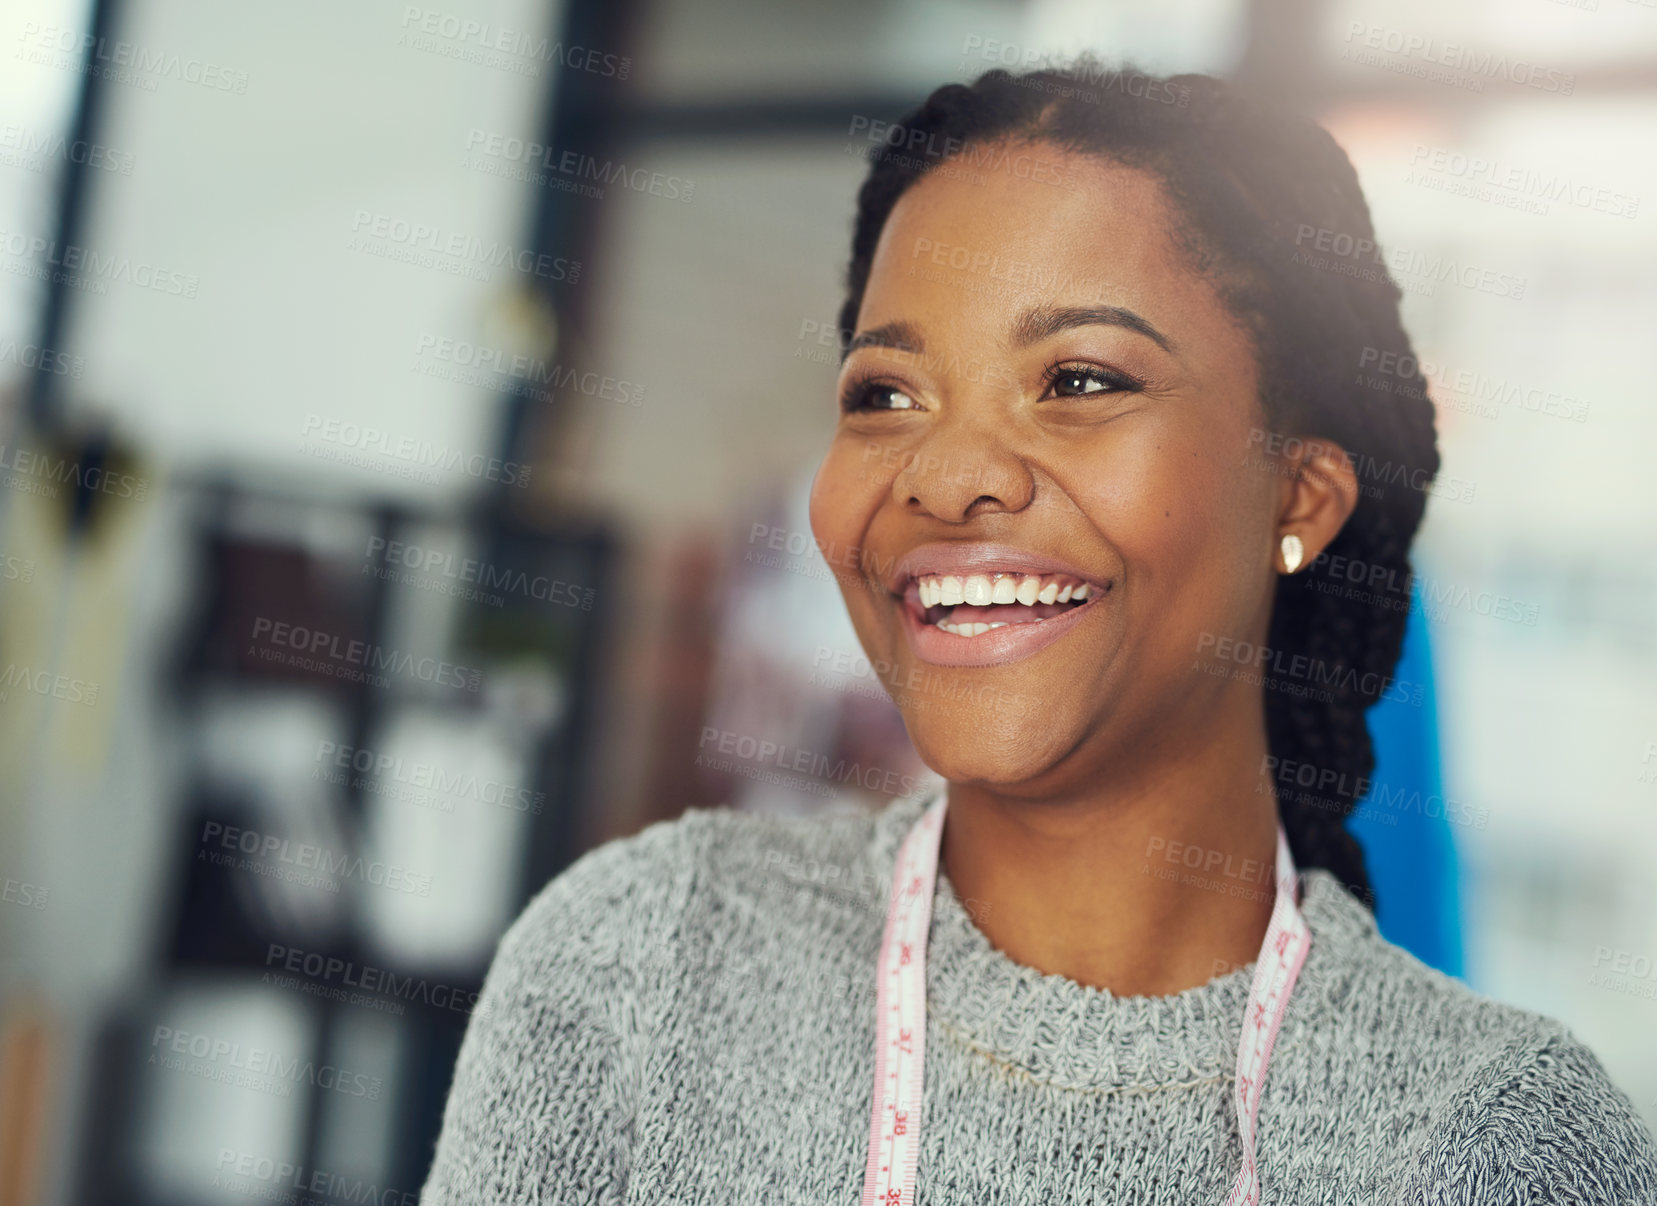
{"left": 1, "top": 0, "right": 1654, "bottom": 1200}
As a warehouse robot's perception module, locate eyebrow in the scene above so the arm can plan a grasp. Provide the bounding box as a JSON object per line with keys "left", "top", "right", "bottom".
{"left": 841, "top": 304, "right": 1175, "bottom": 365}
{"left": 842, "top": 321, "right": 925, "bottom": 362}
{"left": 1012, "top": 303, "right": 1176, "bottom": 354}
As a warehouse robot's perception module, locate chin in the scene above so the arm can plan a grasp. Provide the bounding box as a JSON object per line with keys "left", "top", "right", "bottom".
{"left": 896, "top": 697, "right": 1080, "bottom": 790}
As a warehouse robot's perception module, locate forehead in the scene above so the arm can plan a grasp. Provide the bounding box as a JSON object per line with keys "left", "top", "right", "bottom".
{"left": 859, "top": 144, "right": 1224, "bottom": 337}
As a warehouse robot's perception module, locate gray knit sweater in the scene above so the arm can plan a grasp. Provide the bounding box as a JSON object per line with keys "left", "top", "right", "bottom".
{"left": 420, "top": 792, "right": 1657, "bottom": 1204}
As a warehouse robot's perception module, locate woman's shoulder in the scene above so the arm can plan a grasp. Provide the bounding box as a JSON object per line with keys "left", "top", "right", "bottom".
{"left": 1295, "top": 870, "right": 1657, "bottom": 1195}
{"left": 498, "top": 799, "right": 896, "bottom": 978}
{"left": 1296, "top": 868, "right": 1548, "bottom": 1047}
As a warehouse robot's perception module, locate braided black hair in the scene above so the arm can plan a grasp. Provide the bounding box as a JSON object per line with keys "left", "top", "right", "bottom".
{"left": 838, "top": 62, "right": 1442, "bottom": 909}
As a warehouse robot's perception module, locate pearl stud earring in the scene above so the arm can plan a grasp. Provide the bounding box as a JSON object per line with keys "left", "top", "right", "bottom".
{"left": 1280, "top": 533, "right": 1304, "bottom": 574}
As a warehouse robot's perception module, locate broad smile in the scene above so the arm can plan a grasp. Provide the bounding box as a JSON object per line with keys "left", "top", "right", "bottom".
{"left": 885, "top": 543, "right": 1111, "bottom": 667}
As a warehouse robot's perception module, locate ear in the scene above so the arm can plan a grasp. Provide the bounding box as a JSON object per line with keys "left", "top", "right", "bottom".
{"left": 1273, "top": 435, "right": 1359, "bottom": 574}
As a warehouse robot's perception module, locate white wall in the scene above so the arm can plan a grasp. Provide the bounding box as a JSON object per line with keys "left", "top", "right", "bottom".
{"left": 58, "top": 0, "right": 559, "bottom": 502}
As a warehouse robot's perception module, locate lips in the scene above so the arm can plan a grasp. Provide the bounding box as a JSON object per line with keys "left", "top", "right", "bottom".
{"left": 884, "top": 542, "right": 1110, "bottom": 668}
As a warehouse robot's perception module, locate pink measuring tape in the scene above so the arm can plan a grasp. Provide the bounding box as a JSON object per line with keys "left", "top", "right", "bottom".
{"left": 859, "top": 794, "right": 1311, "bottom": 1206}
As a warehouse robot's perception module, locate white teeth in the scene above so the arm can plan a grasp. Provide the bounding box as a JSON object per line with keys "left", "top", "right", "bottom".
{"left": 936, "top": 620, "right": 1009, "bottom": 637}
{"left": 915, "top": 571, "right": 1099, "bottom": 617}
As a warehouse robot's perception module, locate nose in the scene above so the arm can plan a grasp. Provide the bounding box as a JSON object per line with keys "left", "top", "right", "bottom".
{"left": 891, "top": 417, "right": 1035, "bottom": 522}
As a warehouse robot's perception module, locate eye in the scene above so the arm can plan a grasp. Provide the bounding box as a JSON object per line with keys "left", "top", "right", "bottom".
{"left": 1043, "top": 363, "right": 1142, "bottom": 399}
{"left": 841, "top": 378, "right": 921, "bottom": 412}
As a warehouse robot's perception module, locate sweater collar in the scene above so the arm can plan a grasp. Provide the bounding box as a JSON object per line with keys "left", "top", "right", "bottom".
{"left": 871, "top": 790, "right": 1376, "bottom": 1091}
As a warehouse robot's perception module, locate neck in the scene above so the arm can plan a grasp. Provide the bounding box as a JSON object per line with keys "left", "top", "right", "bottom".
{"left": 937, "top": 723, "right": 1281, "bottom": 998}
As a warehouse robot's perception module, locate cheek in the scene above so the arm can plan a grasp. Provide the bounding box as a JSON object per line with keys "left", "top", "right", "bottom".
{"left": 1162, "top": 445, "right": 1253, "bottom": 555}
{"left": 1129, "top": 430, "right": 1276, "bottom": 650}
{"left": 1061, "top": 421, "right": 1265, "bottom": 585}
{"left": 809, "top": 434, "right": 887, "bottom": 551}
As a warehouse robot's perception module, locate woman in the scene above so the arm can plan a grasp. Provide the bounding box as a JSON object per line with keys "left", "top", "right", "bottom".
{"left": 420, "top": 64, "right": 1657, "bottom": 1204}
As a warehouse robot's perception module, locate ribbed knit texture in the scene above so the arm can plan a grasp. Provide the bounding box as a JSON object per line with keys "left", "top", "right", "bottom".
{"left": 420, "top": 792, "right": 1657, "bottom": 1204}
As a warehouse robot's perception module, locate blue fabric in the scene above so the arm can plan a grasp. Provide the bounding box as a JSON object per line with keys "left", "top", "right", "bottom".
{"left": 1346, "top": 598, "right": 1463, "bottom": 976}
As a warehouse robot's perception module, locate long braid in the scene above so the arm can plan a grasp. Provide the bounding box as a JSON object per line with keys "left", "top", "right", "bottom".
{"left": 838, "top": 61, "right": 1441, "bottom": 910}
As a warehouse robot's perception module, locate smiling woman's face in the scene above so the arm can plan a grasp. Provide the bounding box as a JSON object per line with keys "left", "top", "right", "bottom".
{"left": 809, "top": 143, "right": 1291, "bottom": 796}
